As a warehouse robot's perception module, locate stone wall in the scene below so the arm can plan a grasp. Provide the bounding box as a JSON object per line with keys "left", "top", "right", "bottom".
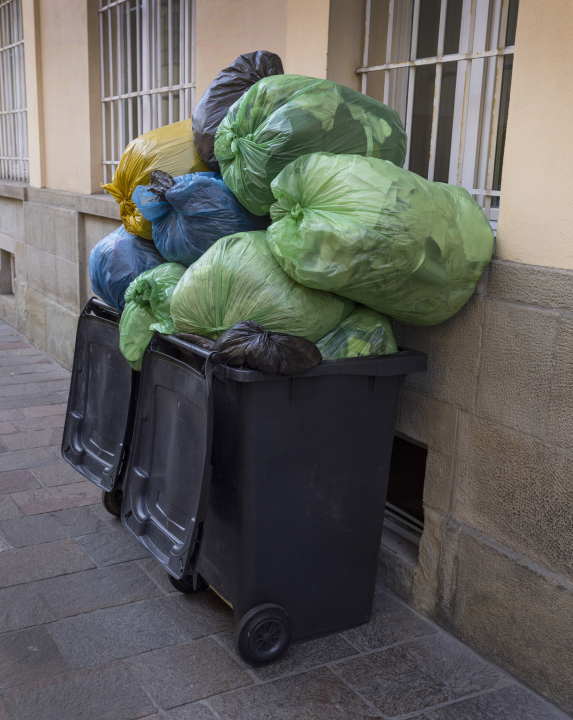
{"left": 393, "top": 260, "right": 573, "bottom": 714}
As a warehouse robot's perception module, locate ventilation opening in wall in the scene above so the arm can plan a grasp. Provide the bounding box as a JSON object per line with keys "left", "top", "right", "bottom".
{"left": 384, "top": 433, "right": 427, "bottom": 546}
{"left": 0, "top": 250, "right": 15, "bottom": 300}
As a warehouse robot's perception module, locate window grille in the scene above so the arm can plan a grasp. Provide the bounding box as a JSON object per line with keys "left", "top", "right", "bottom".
{"left": 99, "top": 0, "right": 195, "bottom": 184}
{"left": 0, "top": 0, "right": 28, "bottom": 182}
{"left": 358, "top": 0, "right": 519, "bottom": 231}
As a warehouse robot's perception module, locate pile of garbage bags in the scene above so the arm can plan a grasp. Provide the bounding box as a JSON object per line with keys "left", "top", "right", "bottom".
{"left": 89, "top": 49, "right": 494, "bottom": 375}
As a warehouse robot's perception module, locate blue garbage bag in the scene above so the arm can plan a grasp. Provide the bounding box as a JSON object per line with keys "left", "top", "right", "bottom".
{"left": 88, "top": 225, "right": 165, "bottom": 311}
{"left": 132, "top": 171, "right": 270, "bottom": 267}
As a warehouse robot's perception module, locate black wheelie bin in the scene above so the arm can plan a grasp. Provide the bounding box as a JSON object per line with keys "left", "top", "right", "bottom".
{"left": 120, "top": 333, "right": 426, "bottom": 665}
{"left": 61, "top": 298, "right": 139, "bottom": 516}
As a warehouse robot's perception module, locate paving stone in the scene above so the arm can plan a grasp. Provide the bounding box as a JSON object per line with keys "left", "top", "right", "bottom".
{"left": 335, "top": 634, "right": 501, "bottom": 717}
{"left": 13, "top": 413, "right": 66, "bottom": 432}
{"left": 11, "top": 481, "right": 100, "bottom": 515}
{"left": 216, "top": 629, "right": 357, "bottom": 682}
{"left": 0, "top": 506, "right": 109, "bottom": 547}
{"left": 0, "top": 497, "right": 23, "bottom": 521}
{"left": 160, "top": 591, "right": 234, "bottom": 639}
{"left": 0, "top": 361, "right": 57, "bottom": 376}
{"left": 343, "top": 591, "right": 438, "bottom": 652}
{"left": 163, "top": 703, "right": 219, "bottom": 719}
{"left": 0, "top": 469, "right": 40, "bottom": 495}
{"left": 137, "top": 557, "right": 178, "bottom": 594}
{"left": 0, "top": 347, "right": 42, "bottom": 358}
{"left": 21, "top": 404, "right": 66, "bottom": 418}
{"left": 0, "top": 342, "right": 30, "bottom": 351}
{"left": 30, "top": 462, "right": 82, "bottom": 487}
{"left": 0, "top": 447, "right": 58, "bottom": 473}
{"left": 0, "top": 697, "right": 10, "bottom": 720}
{"left": 0, "top": 540, "right": 94, "bottom": 587}
{"left": 1, "top": 427, "right": 63, "bottom": 452}
{"left": 0, "top": 370, "right": 70, "bottom": 386}
{"left": 0, "top": 394, "right": 68, "bottom": 411}
{"left": 0, "top": 409, "right": 25, "bottom": 422}
{"left": 49, "top": 599, "right": 185, "bottom": 669}
{"left": 126, "top": 638, "right": 252, "bottom": 709}
{"left": 0, "top": 584, "right": 57, "bottom": 632}
{"left": 0, "top": 354, "right": 50, "bottom": 366}
{"left": 0, "top": 422, "right": 17, "bottom": 435}
{"left": 0, "top": 379, "right": 70, "bottom": 398}
{"left": 0, "top": 627, "right": 70, "bottom": 689}
{"left": 210, "top": 666, "right": 378, "bottom": 720}
{"left": 36, "top": 562, "right": 162, "bottom": 618}
{"left": 426, "top": 684, "right": 570, "bottom": 719}
{"left": 76, "top": 528, "right": 149, "bottom": 566}
{"left": 4, "top": 661, "right": 156, "bottom": 720}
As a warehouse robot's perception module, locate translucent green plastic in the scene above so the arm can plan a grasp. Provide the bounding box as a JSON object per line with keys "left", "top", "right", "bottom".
{"left": 119, "top": 262, "right": 186, "bottom": 370}
{"left": 317, "top": 306, "right": 397, "bottom": 361}
{"left": 170, "top": 230, "right": 353, "bottom": 341}
{"left": 214, "top": 75, "right": 406, "bottom": 216}
{"left": 267, "top": 153, "right": 494, "bottom": 326}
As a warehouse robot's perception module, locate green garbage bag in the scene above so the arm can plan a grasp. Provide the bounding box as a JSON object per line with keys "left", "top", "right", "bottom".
{"left": 267, "top": 153, "right": 494, "bottom": 326}
{"left": 119, "top": 262, "right": 186, "bottom": 370}
{"left": 170, "top": 230, "right": 353, "bottom": 341}
{"left": 317, "top": 306, "right": 397, "bottom": 360}
{"left": 214, "top": 74, "right": 406, "bottom": 216}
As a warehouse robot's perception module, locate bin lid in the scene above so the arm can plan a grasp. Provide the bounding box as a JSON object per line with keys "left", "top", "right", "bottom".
{"left": 121, "top": 342, "right": 215, "bottom": 580}
{"left": 61, "top": 299, "right": 136, "bottom": 492}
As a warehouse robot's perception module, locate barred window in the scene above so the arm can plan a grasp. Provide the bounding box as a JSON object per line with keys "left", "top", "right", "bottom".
{"left": 99, "top": 0, "right": 195, "bottom": 183}
{"left": 359, "top": 0, "right": 519, "bottom": 232}
{"left": 0, "top": 0, "right": 28, "bottom": 182}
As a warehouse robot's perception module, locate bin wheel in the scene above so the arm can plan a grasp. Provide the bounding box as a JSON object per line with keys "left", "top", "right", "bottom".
{"left": 102, "top": 488, "right": 123, "bottom": 517}
{"left": 168, "top": 573, "right": 208, "bottom": 595}
{"left": 235, "top": 604, "right": 292, "bottom": 665}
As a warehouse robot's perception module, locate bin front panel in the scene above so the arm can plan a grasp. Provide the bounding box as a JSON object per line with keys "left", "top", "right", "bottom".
{"left": 61, "top": 311, "right": 135, "bottom": 491}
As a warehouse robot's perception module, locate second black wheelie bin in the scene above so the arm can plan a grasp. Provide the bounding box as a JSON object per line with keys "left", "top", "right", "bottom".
{"left": 120, "top": 332, "right": 426, "bottom": 665}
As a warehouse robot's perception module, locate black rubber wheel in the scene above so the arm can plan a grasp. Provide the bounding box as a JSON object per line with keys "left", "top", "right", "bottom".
{"left": 235, "top": 604, "right": 292, "bottom": 665}
{"left": 102, "top": 488, "right": 123, "bottom": 517}
{"left": 168, "top": 573, "right": 208, "bottom": 595}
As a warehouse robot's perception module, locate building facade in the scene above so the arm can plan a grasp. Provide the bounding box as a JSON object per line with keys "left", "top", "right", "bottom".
{"left": 0, "top": 0, "right": 571, "bottom": 712}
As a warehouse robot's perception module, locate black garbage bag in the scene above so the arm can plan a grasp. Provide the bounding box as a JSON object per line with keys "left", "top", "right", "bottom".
{"left": 212, "top": 321, "right": 322, "bottom": 375}
{"left": 192, "top": 50, "right": 284, "bottom": 170}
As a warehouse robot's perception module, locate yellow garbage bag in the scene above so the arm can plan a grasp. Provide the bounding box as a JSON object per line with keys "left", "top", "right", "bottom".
{"left": 102, "top": 119, "right": 209, "bottom": 240}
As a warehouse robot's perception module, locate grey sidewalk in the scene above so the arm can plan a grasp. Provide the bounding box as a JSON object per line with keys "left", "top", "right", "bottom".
{"left": 0, "top": 317, "right": 569, "bottom": 720}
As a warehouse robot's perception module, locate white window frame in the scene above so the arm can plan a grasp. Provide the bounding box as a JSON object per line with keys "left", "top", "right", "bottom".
{"left": 358, "top": 0, "right": 516, "bottom": 231}
{"left": 99, "top": 0, "right": 196, "bottom": 183}
{"left": 0, "top": 0, "right": 28, "bottom": 183}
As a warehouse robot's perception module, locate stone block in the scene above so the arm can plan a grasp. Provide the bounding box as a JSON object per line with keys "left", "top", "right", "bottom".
{"left": 164, "top": 704, "right": 218, "bottom": 720}
{"left": 0, "top": 497, "right": 22, "bottom": 521}
{"left": 24, "top": 202, "right": 56, "bottom": 254}
{"left": 24, "top": 286, "right": 46, "bottom": 352}
{"left": 412, "top": 507, "right": 446, "bottom": 618}
{"left": 0, "top": 469, "right": 40, "bottom": 494}
{"left": 210, "top": 667, "right": 372, "bottom": 720}
{"left": 439, "top": 525, "right": 573, "bottom": 715}
{"left": 15, "top": 278, "right": 26, "bottom": 331}
{"left": 335, "top": 633, "right": 501, "bottom": 717}
{"left": 0, "top": 446, "right": 56, "bottom": 473}
{"left": 14, "top": 239, "right": 25, "bottom": 280}
{"left": 0, "top": 197, "right": 23, "bottom": 239}
{"left": 0, "top": 296, "right": 18, "bottom": 329}
{"left": 1, "top": 427, "right": 63, "bottom": 452}
{"left": 25, "top": 246, "right": 56, "bottom": 299}
{"left": 427, "top": 684, "right": 571, "bottom": 719}
{"left": 76, "top": 528, "right": 149, "bottom": 566}
{"left": 397, "top": 389, "right": 458, "bottom": 514}
{"left": 4, "top": 662, "right": 156, "bottom": 720}
{"left": 160, "top": 591, "right": 234, "bottom": 640}
{"left": 31, "top": 461, "right": 85, "bottom": 487}
{"left": 45, "top": 299, "right": 78, "bottom": 369}
{"left": 55, "top": 257, "right": 80, "bottom": 311}
{"left": 48, "top": 600, "right": 184, "bottom": 668}
{"left": 14, "top": 413, "right": 66, "bottom": 431}
{"left": 395, "top": 296, "right": 486, "bottom": 412}
{"left": 476, "top": 301, "right": 558, "bottom": 438}
{"left": 377, "top": 526, "right": 417, "bottom": 600}
{"left": 453, "top": 414, "right": 573, "bottom": 580}
{"left": 0, "top": 505, "right": 109, "bottom": 547}
{"left": 489, "top": 260, "right": 573, "bottom": 312}
{"left": 0, "top": 627, "right": 70, "bottom": 689}
{"left": 11, "top": 481, "right": 100, "bottom": 515}
{"left": 36, "top": 562, "right": 161, "bottom": 618}
{"left": 126, "top": 638, "right": 251, "bottom": 709}
{"left": 547, "top": 317, "right": 573, "bottom": 450}
{"left": 137, "top": 557, "right": 178, "bottom": 594}
{"left": 0, "top": 584, "right": 57, "bottom": 632}
{"left": 54, "top": 208, "right": 79, "bottom": 263}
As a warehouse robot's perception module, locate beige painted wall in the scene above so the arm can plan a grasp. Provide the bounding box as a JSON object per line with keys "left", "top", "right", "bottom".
{"left": 497, "top": 0, "right": 573, "bottom": 270}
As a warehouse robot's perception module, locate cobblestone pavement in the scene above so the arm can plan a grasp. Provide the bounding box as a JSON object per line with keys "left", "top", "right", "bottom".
{"left": 0, "top": 318, "right": 569, "bottom": 720}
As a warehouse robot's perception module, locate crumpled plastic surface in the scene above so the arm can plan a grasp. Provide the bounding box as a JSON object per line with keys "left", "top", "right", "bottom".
{"left": 317, "top": 306, "right": 397, "bottom": 360}
{"left": 132, "top": 170, "right": 269, "bottom": 267}
{"left": 170, "top": 230, "right": 354, "bottom": 340}
{"left": 212, "top": 320, "right": 322, "bottom": 375}
{"left": 267, "top": 153, "right": 494, "bottom": 326}
{"left": 88, "top": 226, "right": 165, "bottom": 311}
{"left": 119, "top": 262, "right": 186, "bottom": 370}
{"left": 214, "top": 74, "right": 407, "bottom": 215}
{"left": 192, "top": 51, "right": 284, "bottom": 171}
{"left": 101, "top": 119, "right": 209, "bottom": 239}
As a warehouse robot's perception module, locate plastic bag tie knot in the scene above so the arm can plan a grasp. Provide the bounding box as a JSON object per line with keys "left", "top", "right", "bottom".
{"left": 290, "top": 203, "right": 304, "bottom": 221}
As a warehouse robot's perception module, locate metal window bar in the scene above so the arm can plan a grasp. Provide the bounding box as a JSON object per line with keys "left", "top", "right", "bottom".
{"left": 99, "top": 0, "right": 195, "bottom": 184}
{"left": 0, "top": 0, "right": 28, "bottom": 182}
{"left": 358, "top": 0, "right": 515, "bottom": 223}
